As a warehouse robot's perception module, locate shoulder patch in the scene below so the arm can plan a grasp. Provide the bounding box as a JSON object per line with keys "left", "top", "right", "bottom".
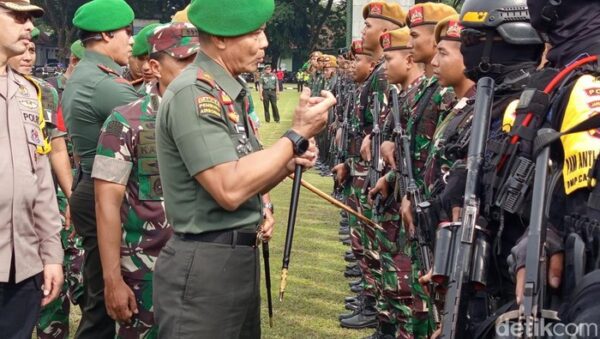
{"left": 197, "top": 96, "right": 221, "bottom": 117}
{"left": 197, "top": 69, "right": 216, "bottom": 88}
{"left": 97, "top": 64, "right": 120, "bottom": 77}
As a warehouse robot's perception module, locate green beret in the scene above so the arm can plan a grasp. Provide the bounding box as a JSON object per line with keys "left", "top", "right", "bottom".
{"left": 73, "top": 0, "right": 134, "bottom": 32}
{"left": 70, "top": 40, "right": 85, "bottom": 60}
{"left": 31, "top": 27, "right": 40, "bottom": 40}
{"left": 132, "top": 23, "right": 161, "bottom": 57}
{"left": 188, "top": 0, "right": 275, "bottom": 37}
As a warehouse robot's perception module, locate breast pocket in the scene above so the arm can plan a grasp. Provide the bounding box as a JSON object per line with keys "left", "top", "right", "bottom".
{"left": 137, "top": 129, "right": 163, "bottom": 201}
{"left": 23, "top": 121, "right": 44, "bottom": 172}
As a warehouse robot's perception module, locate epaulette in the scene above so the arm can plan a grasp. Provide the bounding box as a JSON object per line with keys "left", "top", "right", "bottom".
{"left": 97, "top": 64, "right": 121, "bottom": 77}
{"left": 22, "top": 74, "right": 52, "bottom": 155}
{"left": 130, "top": 78, "right": 144, "bottom": 86}
{"left": 197, "top": 68, "right": 216, "bottom": 88}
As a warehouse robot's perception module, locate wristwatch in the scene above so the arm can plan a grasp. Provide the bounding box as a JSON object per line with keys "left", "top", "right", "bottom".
{"left": 263, "top": 202, "right": 274, "bottom": 214}
{"left": 282, "top": 129, "right": 309, "bottom": 156}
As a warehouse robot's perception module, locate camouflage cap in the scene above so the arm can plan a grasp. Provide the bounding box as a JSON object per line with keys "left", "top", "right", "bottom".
{"left": 406, "top": 2, "right": 457, "bottom": 28}
{"left": 0, "top": 0, "right": 44, "bottom": 18}
{"left": 149, "top": 22, "right": 200, "bottom": 60}
{"left": 435, "top": 14, "right": 463, "bottom": 43}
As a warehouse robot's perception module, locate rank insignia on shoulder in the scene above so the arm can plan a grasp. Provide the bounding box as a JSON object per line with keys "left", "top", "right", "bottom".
{"left": 228, "top": 112, "right": 239, "bottom": 124}
{"left": 197, "top": 96, "right": 221, "bottom": 117}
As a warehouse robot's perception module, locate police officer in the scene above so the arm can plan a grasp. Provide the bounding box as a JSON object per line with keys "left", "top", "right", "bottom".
{"left": 93, "top": 22, "right": 200, "bottom": 338}
{"left": 259, "top": 64, "right": 280, "bottom": 123}
{"left": 0, "top": 1, "right": 64, "bottom": 338}
{"left": 6, "top": 29, "right": 86, "bottom": 339}
{"left": 153, "top": 0, "right": 335, "bottom": 337}
{"left": 61, "top": 0, "right": 140, "bottom": 337}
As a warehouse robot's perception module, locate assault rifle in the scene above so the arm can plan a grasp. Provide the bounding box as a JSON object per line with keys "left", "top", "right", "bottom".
{"left": 336, "top": 89, "right": 354, "bottom": 165}
{"left": 440, "top": 77, "right": 495, "bottom": 338}
{"left": 390, "top": 86, "right": 440, "bottom": 326}
{"left": 363, "top": 91, "right": 384, "bottom": 208}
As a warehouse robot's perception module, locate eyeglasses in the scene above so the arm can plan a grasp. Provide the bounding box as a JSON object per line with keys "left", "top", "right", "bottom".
{"left": 0, "top": 9, "right": 33, "bottom": 24}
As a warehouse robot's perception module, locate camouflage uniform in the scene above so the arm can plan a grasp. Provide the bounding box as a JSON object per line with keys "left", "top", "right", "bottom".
{"left": 32, "top": 77, "right": 85, "bottom": 339}
{"left": 348, "top": 60, "right": 388, "bottom": 305}
{"left": 377, "top": 77, "right": 425, "bottom": 338}
{"left": 375, "top": 74, "right": 455, "bottom": 337}
{"left": 93, "top": 83, "right": 173, "bottom": 338}
{"left": 404, "top": 76, "right": 455, "bottom": 336}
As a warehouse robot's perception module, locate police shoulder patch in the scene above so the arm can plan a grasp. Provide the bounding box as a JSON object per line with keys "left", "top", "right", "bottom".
{"left": 197, "top": 96, "right": 222, "bottom": 117}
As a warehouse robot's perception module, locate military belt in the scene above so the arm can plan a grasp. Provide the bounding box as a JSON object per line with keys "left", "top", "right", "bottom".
{"left": 175, "top": 229, "right": 257, "bottom": 247}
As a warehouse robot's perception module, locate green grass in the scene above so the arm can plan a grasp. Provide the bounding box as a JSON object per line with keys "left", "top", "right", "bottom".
{"left": 254, "top": 87, "right": 371, "bottom": 339}
{"left": 59, "top": 87, "right": 371, "bottom": 339}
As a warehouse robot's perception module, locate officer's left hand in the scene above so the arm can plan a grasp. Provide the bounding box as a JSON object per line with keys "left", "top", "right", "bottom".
{"left": 41, "top": 264, "right": 64, "bottom": 306}
{"left": 259, "top": 208, "right": 275, "bottom": 241}
{"left": 288, "top": 138, "right": 318, "bottom": 171}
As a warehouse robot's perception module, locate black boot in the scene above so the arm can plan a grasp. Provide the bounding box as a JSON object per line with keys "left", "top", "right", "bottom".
{"left": 348, "top": 279, "right": 362, "bottom": 287}
{"left": 350, "top": 283, "right": 364, "bottom": 293}
{"left": 339, "top": 299, "right": 378, "bottom": 329}
{"left": 339, "top": 225, "right": 350, "bottom": 235}
{"left": 344, "top": 252, "right": 356, "bottom": 262}
{"left": 344, "top": 265, "right": 362, "bottom": 278}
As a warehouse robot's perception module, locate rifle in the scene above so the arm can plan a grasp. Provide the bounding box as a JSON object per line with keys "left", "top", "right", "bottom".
{"left": 363, "top": 91, "right": 383, "bottom": 204}
{"left": 336, "top": 89, "right": 354, "bottom": 165}
{"left": 391, "top": 85, "right": 440, "bottom": 326}
{"left": 440, "top": 77, "right": 495, "bottom": 338}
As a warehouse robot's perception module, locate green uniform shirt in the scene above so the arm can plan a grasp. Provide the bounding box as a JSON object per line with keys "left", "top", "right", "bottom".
{"left": 62, "top": 50, "right": 140, "bottom": 174}
{"left": 259, "top": 72, "right": 277, "bottom": 90}
{"left": 156, "top": 51, "right": 262, "bottom": 234}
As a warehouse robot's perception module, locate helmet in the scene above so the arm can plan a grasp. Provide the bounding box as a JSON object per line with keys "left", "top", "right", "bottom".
{"left": 459, "top": 0, "right": 544, "bottom": 81}
{"left": 460, "top": 0, "right": 543, "bottom": 45}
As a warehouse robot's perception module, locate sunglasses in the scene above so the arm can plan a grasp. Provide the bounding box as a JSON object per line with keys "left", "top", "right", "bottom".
{"left": 0, "top": 9, "right": 33, "bottom": 24}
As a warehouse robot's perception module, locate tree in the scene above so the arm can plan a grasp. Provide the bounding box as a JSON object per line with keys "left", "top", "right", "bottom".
{"left": 265, "top": 0, "right": 346, "bottom": 70}
{"left": 31, "top": 0, "right": 189, "bottom": 62}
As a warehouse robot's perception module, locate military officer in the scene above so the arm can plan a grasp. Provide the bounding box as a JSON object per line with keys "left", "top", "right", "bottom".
{"left": 93, "top": 22, "right": 199, "bottom": 338}
{"left": 0, "top": 1, "right": 64, "bottom": 338}
{"left": 128, "top": 23, "right": 160, "bottom": 95}
{"left": 61, "top": 0, "right": 140, "bottom": 337}
{"left": 153, "top": 0, "right": 335, "bottom": 337}
{"left": 259, "top": 64, "right": 280, "bottom": 123}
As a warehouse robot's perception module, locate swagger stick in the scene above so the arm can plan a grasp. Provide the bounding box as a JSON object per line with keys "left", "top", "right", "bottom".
{"left": 279, "top": 165, "right": 303, "bottom": 301}
{"left": 262, "top": 240, "right": 274, "bottom": 327}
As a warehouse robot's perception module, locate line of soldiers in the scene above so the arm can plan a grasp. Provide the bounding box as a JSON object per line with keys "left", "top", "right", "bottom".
{"left": 310, "top": 0, "right": 600, "bottom": 338}
{"left": 2, "top": 0, "right": 335, "bottom": 338}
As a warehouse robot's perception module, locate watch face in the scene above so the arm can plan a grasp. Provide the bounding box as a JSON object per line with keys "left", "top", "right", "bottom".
{"left": 297, "top": 138, "right": 309, "bottom": 155}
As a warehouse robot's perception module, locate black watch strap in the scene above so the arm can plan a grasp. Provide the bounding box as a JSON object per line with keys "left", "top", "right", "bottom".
{"left": 282, "top": 129, "right": 309, "bottom": 156}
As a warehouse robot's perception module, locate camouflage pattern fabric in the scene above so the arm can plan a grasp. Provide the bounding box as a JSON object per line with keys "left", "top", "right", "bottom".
{"left": 406, "top": 76, "right": 455, "bottom": 193}
{"left": 37, "top": 184, "right": 85, "bottom": 339}
{"left": 93, "top": 84, "right": 172, "bottom": 337}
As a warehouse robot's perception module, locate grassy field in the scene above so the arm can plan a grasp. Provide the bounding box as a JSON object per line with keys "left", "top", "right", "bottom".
{"left": 59, "top": 86, "right": 371, "bottom": 339}
{"left": 253, "top": 87, "right": 371, "bottom": 339}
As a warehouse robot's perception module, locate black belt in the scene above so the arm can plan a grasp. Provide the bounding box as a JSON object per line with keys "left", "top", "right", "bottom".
{"left": 264, "top": 88, "right": 276, "bottom": 92}
{"left": 175, "top": 229, "right": 257, "bottom": 247}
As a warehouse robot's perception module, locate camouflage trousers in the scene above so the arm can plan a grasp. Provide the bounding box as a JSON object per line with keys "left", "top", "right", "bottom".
{"left": 37, "top": 190, "right": 85, "bottom": 339}
{"left": 348, "top": 174, "right": 378, "bottom": 298}
{"left": 374, "top": 203, "right": 432, "bottom": 338}
{"left": 116, "top": 277, "right": 158, "bottom": 339}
